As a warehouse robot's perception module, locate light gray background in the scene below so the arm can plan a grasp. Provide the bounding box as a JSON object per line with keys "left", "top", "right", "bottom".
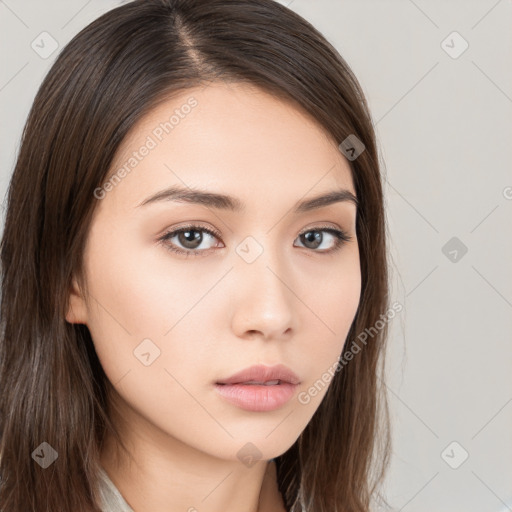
{"left": 1, "top": 1, "right": 511, "bottom": 511}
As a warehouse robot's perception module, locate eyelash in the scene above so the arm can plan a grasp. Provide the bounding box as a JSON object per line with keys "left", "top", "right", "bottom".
{"left": 157, "top": 223, "right": 352, "bottom": 258}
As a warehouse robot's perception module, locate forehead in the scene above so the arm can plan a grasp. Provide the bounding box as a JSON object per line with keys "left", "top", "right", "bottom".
{"left": 103, "top": 81, "right": 356, "bottom": 213}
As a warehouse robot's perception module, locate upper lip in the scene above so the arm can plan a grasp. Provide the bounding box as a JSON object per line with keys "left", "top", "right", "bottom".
{"left": 216, "top": 364, "right": 300, "bottom": 385}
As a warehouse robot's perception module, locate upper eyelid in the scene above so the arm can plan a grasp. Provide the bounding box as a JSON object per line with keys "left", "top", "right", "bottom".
{"left": 164, "top": 221, "right": 347, "bottom": 236}
{"left": 166, "top": 224, "right": 221, "bottom": 239}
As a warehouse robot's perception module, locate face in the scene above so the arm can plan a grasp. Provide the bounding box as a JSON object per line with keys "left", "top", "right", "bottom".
{"left": 67, "top": 81, "right": 361, "bottom": 462}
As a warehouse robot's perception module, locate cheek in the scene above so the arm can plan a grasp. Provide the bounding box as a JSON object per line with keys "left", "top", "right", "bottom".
{"left": 84, "top": 221, "right": 182, "bottom": 336}
{"left": 323, "top": 265, "right": 361, "bottom": 340}
{"left": 309, "top": 243, "right": 361, "bottom": 320}
{"left": 82, "top": 224, "right": 218, "bottom": 388}
{"left": 298, "top": 252, "right": 362, "bottom": 385}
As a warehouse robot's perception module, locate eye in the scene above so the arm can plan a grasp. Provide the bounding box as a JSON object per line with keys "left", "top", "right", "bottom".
{"left": 295, "top": 226, "right": 352, "bottom": 252}
{"left": 157, "top": 224, "right": 352, "bottom": 257}
{"left": 158, "top": 224, "right": 223, "bottom": 257}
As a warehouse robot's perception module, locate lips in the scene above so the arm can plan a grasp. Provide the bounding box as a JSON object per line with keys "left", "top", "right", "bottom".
{"left": 214, "top": 364, "right": 301, "bottom": 412}
{"left": 215, "top": 364, "right": 301, "bottom": 386}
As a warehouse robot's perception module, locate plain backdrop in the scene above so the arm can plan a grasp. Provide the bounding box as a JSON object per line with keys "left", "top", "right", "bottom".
{"left": 1, "top": 1, "right": 511, "bottom": 511}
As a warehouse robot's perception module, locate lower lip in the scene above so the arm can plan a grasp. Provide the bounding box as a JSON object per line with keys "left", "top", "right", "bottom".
{"left": 214, "top": 382, "right": 298, "bottom": 412}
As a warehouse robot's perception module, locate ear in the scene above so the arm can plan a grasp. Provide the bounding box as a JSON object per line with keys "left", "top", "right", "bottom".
{"left": 66, "top": 276, "right": 88, "bottom": 324}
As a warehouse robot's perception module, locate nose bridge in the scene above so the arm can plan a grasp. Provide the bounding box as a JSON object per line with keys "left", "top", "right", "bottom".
{"left": 235, "top": 231, "right": 287, "bottom": 289}
{"left": 231, "top": 233, "right": 296, "bottom": 338}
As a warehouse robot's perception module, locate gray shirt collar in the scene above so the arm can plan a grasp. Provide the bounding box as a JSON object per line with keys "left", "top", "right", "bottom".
{"left": 97, "top": 466, "right": 134, "bottom": 512}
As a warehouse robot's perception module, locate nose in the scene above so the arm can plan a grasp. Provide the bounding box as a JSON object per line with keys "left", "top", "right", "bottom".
{"left": 230, "top": 244, "right": 297, "bottom": 341}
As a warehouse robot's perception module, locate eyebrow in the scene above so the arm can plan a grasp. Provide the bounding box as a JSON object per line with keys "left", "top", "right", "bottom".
{"left": 136, "top": 185, "right": 358, "bottom": 212}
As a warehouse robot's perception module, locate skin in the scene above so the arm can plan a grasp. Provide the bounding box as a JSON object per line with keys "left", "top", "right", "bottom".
{"left": 66, "top": 81, "right": 361, "bottom": 512}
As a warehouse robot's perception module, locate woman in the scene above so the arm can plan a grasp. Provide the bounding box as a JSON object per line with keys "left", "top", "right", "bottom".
{"left": 0, "top": 1, "right": 392, "bottom": 510}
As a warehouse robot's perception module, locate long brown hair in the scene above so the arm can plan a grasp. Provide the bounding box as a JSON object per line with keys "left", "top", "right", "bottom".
{"left": 0, "top": 1, "right": 391, "bottom": 510}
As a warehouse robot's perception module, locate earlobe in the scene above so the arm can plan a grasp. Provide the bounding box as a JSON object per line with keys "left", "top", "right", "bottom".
{"left": 66, "top": 277, "right": 88, "bottom": 324}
